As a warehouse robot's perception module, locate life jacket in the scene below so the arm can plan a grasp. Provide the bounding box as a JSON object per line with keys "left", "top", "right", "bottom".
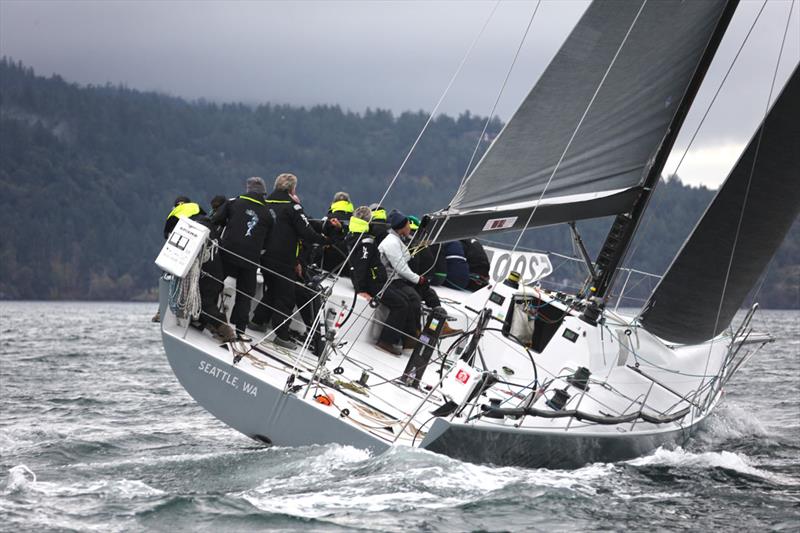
{"left": 329, "top": 200, "right": 354, "bottom": 215}
{"left": 166, "top": 202, "right": 201, "bottom": 221}
{"left": 371, "top": 207, "right": 387, "bottom": 222}
{"left": 348, "top": 216, "right": 370, "bottom": 235}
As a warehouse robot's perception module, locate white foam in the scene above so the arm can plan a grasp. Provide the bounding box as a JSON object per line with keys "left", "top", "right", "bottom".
{"left": 628, "top": 446, "right": 795, "bottom": 485}
{"left": 3, "top": 464, "right": 37, "bottom": 493}
{"left": 241, "top": 444, "right": 619, "bottom": 521}
{"left": 701, "top": 404, "right": 768, "bottom": 441}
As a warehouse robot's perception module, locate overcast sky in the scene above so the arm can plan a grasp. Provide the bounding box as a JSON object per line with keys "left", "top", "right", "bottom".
{"left": 1, "top": 0, "right": 797, "bottom": 188}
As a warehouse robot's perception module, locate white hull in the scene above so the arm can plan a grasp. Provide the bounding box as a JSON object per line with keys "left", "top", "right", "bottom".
{"left": 159, "top": 271, "right": 765, "bottom": 468}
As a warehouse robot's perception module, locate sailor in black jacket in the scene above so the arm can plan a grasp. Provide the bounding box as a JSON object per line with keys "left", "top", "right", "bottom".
{"left": 163, "top": 196, "right": 235, "bottom": 342}
{"left": 346, "top": 206, "right": 409, "bottom": 356}
{"left": 461, "top": 238, "right": 491, "bottom": 291}
{"left": 369, "top": 203, "right": 390, "bottom": 245}
{"left": 318, "top": 191, "right": 353, "bottom": 273}
{"left": 211, "top": 177, "right": 272, "bottom": 337}
{"left": 250, "top": 173, "right": 339, "bottom": 349}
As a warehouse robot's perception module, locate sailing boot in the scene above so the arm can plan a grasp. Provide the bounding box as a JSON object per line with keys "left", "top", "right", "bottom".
{"left": 273, "top": 336, "right": 297, "bottom": 350}
{"left": 248, "top": 320, "right": 268, "bottom": 333}
{"left": 441, "top": 321, "right": 463, "bottom": 338}
{"left": 212, "top": 323, "right": 237, "bottom": 343}
{"left": 376, "top": 340, "right": 403, "bottom": 356}
{"left": 402, "top": 336, "right": 418, "bottom": 350}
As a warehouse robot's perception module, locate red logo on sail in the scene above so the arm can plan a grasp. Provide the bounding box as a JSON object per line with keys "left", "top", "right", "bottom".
{"left": 455, "top": 369, "right": 470, "bottom": 384}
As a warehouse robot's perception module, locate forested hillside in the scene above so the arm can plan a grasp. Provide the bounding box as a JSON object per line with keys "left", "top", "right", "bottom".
{"left": 1, "top": 59, "right": 797, "bottom": 307}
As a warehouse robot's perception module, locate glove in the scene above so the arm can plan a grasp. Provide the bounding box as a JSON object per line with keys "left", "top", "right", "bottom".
{"left": 418, "top": 275, "right": 428, "bottom": 287}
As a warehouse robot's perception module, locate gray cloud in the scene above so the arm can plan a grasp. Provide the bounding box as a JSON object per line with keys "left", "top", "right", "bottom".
{"left": 1, "top": 0, "right": 797, "bottom": 187}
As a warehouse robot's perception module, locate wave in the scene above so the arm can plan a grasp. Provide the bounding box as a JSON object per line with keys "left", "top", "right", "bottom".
{"left": 239, "top": 444, "right": 618, "bottom": 523}
{"left": 627, "top": 446, "right": 798, "bottom": 485}
{"left": 2, "top": 464, "right": 164, "bottom": 499}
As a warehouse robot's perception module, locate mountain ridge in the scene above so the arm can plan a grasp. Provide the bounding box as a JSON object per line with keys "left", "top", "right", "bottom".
{"left": 1, "top": 58, "right": 796, "bottom": 307}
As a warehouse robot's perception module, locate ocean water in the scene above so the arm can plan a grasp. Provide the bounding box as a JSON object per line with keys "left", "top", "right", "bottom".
{"left": 1, "top": 302, "right": 798, "bottom": 532}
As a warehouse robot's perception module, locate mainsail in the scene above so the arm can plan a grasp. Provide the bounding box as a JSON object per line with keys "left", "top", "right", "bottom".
{"left": 640, "top": 65, "right": 800, "bottom": 345}
{"left": 422, "top": 0, "right": 733, "bottom": 244}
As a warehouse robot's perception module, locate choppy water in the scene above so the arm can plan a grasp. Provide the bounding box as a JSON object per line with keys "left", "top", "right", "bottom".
{"left": 1, "top": 302, "right": 798, "bottom": 532}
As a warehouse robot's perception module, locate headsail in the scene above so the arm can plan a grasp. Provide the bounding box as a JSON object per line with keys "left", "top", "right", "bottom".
{"left": 640, "top": 65, "right": 800, "bottom": 345}
{"left": 422, "top": 0, "right": 733, "bottom": 244}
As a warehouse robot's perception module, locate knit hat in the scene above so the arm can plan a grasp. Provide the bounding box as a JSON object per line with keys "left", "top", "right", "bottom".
{"left": 246, "top": 176, "right": 267, "bottom": 194}
{"left": 388, "top": 209, "right": 408, "bottom": 230}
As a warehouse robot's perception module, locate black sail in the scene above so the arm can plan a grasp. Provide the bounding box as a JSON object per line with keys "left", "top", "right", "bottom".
{"left": 423, "top": 0, "right": 730, "bottom": 244}
{"left": 640, "top": 65, "right": 800, "bottom": 344}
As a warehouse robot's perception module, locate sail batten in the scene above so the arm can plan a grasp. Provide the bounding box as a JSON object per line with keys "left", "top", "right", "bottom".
{"left": 640, "top": 65, "right": 800, "bottom": 345}
{"left": 424, "top": 0, "right": 731, "bottom": 244}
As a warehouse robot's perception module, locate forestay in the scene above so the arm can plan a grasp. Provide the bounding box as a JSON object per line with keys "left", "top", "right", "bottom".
{"left": 423, "top": 0, "right": 730, "bottom": 244}
{"left": 641, "top": 66, "right": 800, "bottom": 345}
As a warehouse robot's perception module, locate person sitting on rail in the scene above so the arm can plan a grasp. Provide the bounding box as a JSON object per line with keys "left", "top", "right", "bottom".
{"left": 378, "top": 209, "right": 462, "bottom": 340}
{"left": 346, "top": 206, "right": 411, "bottom": 356}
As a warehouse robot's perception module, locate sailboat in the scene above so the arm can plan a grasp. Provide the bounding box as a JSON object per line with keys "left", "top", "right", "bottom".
{"left": 157, "top": 0, "right": 799, "bottom": 468}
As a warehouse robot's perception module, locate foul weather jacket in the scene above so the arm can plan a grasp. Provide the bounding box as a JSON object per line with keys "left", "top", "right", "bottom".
{"left": 378, "top": 229, "right": 420, "bottom": 285}
{"left": 263, "top": 190, "right": 328, "bottom": 267}
{"left": 163, "top": 202, "right": 204, "bottom": 239}
{"left": 346, "top": 230, "right": 387, "bottom": 296}
{"left": 211, "top": 194, "right": 272, "bottom": 267}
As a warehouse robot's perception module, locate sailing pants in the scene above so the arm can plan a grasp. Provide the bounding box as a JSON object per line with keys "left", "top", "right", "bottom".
{"left": 376, "top": 285, "right": 408, "bottom": 345}
{"left": 415, "top": 282, "right": 441, "bottom": 309}
{"left": 295, "top": 280, "right": 319, "bottom": 328}
{"left": 199, "top": 253, "right": 226, "bottom": 328}
{"left": 221, "top": 254, "right": 257, "bottom": 334}
{"left": 253, "top": 261, "right": 296, "bottom": 341}
{"left": 390, "top": 280, "right": 423, "bottom": 337}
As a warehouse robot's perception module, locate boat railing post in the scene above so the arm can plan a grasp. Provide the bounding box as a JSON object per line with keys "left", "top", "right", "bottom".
{"left": 629, "top": 381, "right": 654, "bottom": 432}
{"left": 460, "top": 372, "right": 492, "bottom": 422}
{"left": 614, "top": 268, "right": 634, "bottom": 312}
{"left": 392, "top": 363, "right": 458, "bottom": 445}
{"left": 565, "top": 382, "right": 591, "bottom": 431}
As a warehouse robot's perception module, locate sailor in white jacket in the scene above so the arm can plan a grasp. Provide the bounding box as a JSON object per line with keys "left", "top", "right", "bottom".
{"left": 378, "top": 210, "right": 461, "bottom": 342}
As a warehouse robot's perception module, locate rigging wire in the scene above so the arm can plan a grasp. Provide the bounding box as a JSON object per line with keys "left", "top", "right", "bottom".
{"left": 691, "top": 0, "right": 796, "bottom": 420}
{"left": 289, "top": 0, "right": 503, "bottom": 367}
{"left": 623, "top": 0, "right": 770, "bottom": 306}
{"left": 507, "top": 0, "right": 648, "bottom": 257}
{"left": 458, "top": 0, "right": 542, "bottom": 188}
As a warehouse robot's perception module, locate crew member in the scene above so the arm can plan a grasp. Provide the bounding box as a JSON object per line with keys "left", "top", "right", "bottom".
{"left": 369, "top": 203, "right": 389, "bottom": 244}
{"left": 211, "top": 177, "right": 272, "bottom": 339}
{"left": 378, "top": 210, "right": 461, "bottom": 340}
{"left": 347, "top": 206, "right": 409, "bottom": 355}
{"left": 461, "top": 238, "right": 491, "bottom": 291}
{"left": 443, "top": 240, "right": 470, "bottom": 290}
{"left": 164, "top": 196, "right": 235, "bottom": 342}
{"left": 319, "top": 191, "right": 353, "bottom": 273}
{"left": 249, "top": 173, "right": 340, "bottom": 349}
{"left": 407, "top": 216, "right": 447, "bottom": 287}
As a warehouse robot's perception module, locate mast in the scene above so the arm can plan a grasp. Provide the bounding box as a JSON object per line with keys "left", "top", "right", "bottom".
{"left": 591, "top": 0, "right": 740, "bottom": 301}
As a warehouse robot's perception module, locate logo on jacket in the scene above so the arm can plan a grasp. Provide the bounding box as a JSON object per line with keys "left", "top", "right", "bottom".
{"left": 245, "top": 209, "right": 258, "bottom": 237}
